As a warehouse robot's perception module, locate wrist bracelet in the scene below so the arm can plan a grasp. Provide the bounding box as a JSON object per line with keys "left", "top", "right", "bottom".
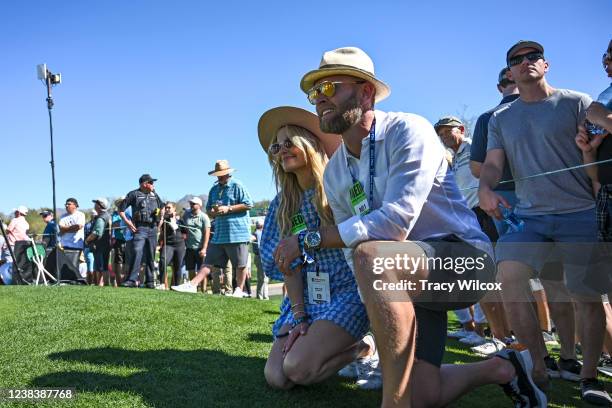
{"left": 290, "top": 302, "right": 304, "bottom": 310}
{"left": 291, "top": 314, "right": 310, "bottom": 328}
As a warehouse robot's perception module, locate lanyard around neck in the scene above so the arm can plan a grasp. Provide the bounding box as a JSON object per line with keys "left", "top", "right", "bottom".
{"left": 346, "top": 118, "right": 376, "bottom": 207}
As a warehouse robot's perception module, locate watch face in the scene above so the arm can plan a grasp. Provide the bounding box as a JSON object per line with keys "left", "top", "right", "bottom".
{"left": 305, "top": 232, "right": 321, "bottom": 249}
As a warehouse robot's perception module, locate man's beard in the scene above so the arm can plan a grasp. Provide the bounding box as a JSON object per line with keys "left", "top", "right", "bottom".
{"left": 320, "top": 94, "right": 363, "bottom": 134}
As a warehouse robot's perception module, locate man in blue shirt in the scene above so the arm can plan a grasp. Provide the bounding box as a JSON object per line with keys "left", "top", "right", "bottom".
{"left": 40, "top": 210, "right": 57, "bottom": 250}
{"left": 205, "top": 160, "right": 253, "bottom": 298}
{"left": 470, "top": 67, "right": 519, "bottom": 235}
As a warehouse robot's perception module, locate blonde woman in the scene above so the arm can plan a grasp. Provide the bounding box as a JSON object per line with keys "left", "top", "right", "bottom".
{"left": 258, "top": 107, "right": 371, "bottom": 389}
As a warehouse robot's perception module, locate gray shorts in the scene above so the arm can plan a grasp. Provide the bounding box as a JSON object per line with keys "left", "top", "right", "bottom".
{"left": 204, "top": 243, "right": 249, "bottom": 269}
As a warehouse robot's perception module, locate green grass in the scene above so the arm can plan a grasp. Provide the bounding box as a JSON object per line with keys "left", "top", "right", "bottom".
{"left": 0, "top": 286, "right": 606, "bottom": 407}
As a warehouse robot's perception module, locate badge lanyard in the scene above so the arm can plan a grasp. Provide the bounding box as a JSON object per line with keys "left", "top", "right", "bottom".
{"left": 290, "top": 213, "right": 307, "bottom": 235}
{"left": 216, "top": 184, "right": 227, "bottom": 205}
{"left": 346, "top": 119, "right": 376, "bottom": 212}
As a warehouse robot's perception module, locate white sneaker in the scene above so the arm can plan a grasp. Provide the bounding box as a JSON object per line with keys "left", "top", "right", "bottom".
{"left": 155, "top": 284, "right": 167, "bottom": 290}
{"left": 170, "top": 282, "right": 197, "bottom": 293}
{"left": 231, "top": 287, "right": 245, "bottom": 298}
{"left": 447, "top": 328, "right": 471, "bottom": 339}
{"left": 471, "top": 338, "right": 506, "bottom": 357}
{"left": 459, "top": 332, "right": 486, "bottom": 346}
{"left": 337, "top": 361, "right": 359, "bottom": 378}
{"left": 355, "top": 353, "right": 382, "bottom": 390}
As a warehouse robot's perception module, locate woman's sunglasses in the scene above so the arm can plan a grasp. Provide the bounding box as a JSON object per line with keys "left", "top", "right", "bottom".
{"left": 268, "top": 139, "right": 295, "bottom": 155}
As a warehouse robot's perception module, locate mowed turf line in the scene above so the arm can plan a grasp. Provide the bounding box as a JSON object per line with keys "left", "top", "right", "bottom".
{"left": 0, "top": 287, "right": 606, "bottom": 407}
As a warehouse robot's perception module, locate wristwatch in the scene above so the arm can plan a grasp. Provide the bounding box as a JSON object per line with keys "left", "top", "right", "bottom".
{"left": 304, "top": 231, "right": 322, "bottom": 251}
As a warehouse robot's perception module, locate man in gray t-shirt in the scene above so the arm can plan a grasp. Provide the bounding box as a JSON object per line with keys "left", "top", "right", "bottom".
{"left": 487, "top": 89, "right": 593, "bottom": 215}
{"left": 479, "top": 40, "right": 609, "bottom": 405}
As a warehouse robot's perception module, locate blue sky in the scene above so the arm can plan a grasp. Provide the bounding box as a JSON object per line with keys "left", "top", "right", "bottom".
{"left": 2, "top": 0, "right": 610, "bottom": 214}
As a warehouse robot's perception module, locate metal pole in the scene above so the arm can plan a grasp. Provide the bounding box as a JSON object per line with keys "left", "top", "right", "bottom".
{"left": 46, "top": 76, "right": 61, "bottom": 283}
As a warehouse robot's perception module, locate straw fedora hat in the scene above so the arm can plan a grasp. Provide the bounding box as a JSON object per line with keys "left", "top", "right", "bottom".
{"left": 300, "top": 46, "right": 391, "bottom": 103}
{"left": 208, "top": 159, "right": 235, "bottom": 176}
{"left": 258, "top": 106, "right": 342, "bottom": 158}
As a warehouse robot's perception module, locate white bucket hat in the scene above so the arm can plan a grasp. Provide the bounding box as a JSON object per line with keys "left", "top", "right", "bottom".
{"left": 300, "top": 46, "right": 391, "bottom": 103}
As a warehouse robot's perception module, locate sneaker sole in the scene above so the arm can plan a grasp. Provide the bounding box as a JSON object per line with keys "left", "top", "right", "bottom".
{"left": 472, "top": 348, "right": 505, "bottom": 358}
{"left": 507, "top": 350, "right": 548, "bottom": 408}
{"left": 170, "top": 288, "right": 196, "bottom": 293}
{"left": 597, "top": 366, "right": 612, "bottom": 377}
{"left": 460, "top": 335, "right": 486, "bottom": 346}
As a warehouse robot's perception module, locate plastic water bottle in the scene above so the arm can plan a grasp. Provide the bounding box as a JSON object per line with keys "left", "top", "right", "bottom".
{"left": 586, "top": 85, "right": 612, "bottom": 136}
{"left": 498, "top": 204, "right": 524, "bottom": 233}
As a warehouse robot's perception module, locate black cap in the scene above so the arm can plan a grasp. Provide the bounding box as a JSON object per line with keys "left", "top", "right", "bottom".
{"left": 138, "top": 174, "right": 157, "bottom": 184}
{"left": 65, "top": 197, "right": 79, "bottom": 207}
{"left": 498, "top": 67, "right": 515, "bottom": 85}
{"left": 506, "top": 40, "right": 544, "bottom": 64}
{"left": 39, "top": 210, "right": 53, "bottom": 217}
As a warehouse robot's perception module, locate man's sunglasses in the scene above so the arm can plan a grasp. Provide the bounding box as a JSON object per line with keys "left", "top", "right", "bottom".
{"left": 306, "top": 80, "right": 366, "bottom": 104}
{"left": 508, "top": 52, "right": 544, "bottom": 67}
{"left": 268, "top": 139, "right": 294, "bottom": 155}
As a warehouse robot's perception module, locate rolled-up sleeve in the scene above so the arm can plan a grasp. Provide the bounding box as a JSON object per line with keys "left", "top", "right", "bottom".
{"left": 237, "top": 183, "right": 254, "bottom": 208}
{"left": 337, "top": 116, "right": 445, "bottom": 247}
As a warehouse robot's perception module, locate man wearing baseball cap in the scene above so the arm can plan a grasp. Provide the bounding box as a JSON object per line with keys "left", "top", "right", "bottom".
{"left": 181, "top": 196, "right": 211, "bottom": 286}
{"left": 118, "top": 174, "right": 164, "bottom": 288}
{"left": 39, "top": 210, "right": 57, "bottom": 250}
{"left": 275, "top": 46, "right": 544, "bottom": 406}
{"left": 85, "top": 198, "right": 112, "bottom": 286}
{"left": 6, "top": 206, "right": 29, "bottom": 249}
{"left": 479, "top": 40, "right": 610, "bottom": 404}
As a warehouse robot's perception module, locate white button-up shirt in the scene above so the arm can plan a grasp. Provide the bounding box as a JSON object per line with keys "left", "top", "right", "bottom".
{"left": 323, "top": 110, "right": 492, "bottom": 270}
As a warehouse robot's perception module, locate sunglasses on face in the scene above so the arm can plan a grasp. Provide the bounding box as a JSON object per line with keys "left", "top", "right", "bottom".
{"left": 306, "top": 80, "right": 366, "bottom": 104}
{"left": 508, "top": 52, "right": 544, "bottom": 67}
{"left": 268, "top": 138, "right": 295, "bottom": 155}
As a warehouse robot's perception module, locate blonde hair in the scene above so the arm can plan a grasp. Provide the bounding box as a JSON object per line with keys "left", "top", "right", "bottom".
{"left": 269, "top": 125, "right": 334, "bottom": 237}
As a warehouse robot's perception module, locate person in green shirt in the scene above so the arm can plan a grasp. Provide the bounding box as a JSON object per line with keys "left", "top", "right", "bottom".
{"left": 181, "top": 197, "right": 211, "bottom": 289}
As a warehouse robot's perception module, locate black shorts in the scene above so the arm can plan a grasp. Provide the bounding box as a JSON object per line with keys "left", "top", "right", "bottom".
{"left": 413, "top": 235, "right": 496, "bottom": 311}
{"left": 413, "top": 235, "right": 495, "bottom": 367}
{"left": 184, "top": 248, "right": 204, "bottom": 271}
{"left": 414, "top": 306, "right": 447, "bottom": 367}
{"left": 112, "top": 240, "right": 126, "bottom": 264}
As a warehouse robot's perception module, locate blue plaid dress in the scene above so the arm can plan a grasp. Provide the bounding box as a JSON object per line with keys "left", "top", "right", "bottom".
{"left": 261, "top": 189, "right": 368, "bottom": 339}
